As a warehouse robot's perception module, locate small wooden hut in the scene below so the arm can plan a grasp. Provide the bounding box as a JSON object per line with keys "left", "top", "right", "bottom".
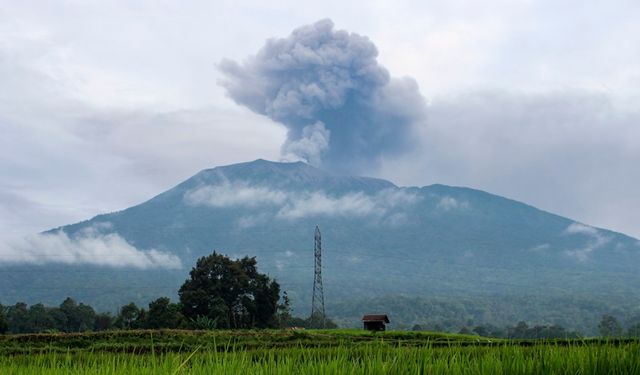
{"left": 362, "top": 314, "right": 390, "bottom": 331}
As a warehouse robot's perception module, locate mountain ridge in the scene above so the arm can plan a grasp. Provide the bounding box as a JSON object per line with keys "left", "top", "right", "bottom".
{"left": 5, "top": 159, "right": 640, "bottom": 332}
{"left": 53, "top": 159, "right": 637, "bottom": 242}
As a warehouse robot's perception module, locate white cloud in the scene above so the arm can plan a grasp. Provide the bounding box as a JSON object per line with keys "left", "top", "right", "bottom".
{"left": 383, "top": 212, "right": 410, "bottom": 226}
{"left": 379, "top": 91, "right": 640, "bottom": 239}
{"left": 564, "top": 223, "right": 599, "bottom": 236}
{"left": 277, "top": 189, "right": 419, "bottom": 219}
{"left": 2, "top": 1, "right": 640, "bottom": 243}
{"left": 274, "top": 259, "right": 285, "bottom": 271}
{"left": 0, "top": 17, "right": 284, "bottom": 237}
{"left": 563, "top": 222, "right": 611, "bottom": 262}
{"left": 0, "top": 224, "right": 181, "bottom": 269}
{"left": 236, "top": 214, "right": 270, "bottom": 229}
{"left": 436, "top": 196, "right": 470, "bottom": 211}
{"left": 184, "top": 180, "right": 287, "bottom": 208}
{"left": 184, "top": 182, "right": 419, "bottom": 220}
{"left": 272, "top": 251, "right": 299, "bottom": 271}
{"left": 528, "top": 243, "right": 550, "bottom": 252}
{"left": 277, "top": 191, "right": 378, "bottom": 219}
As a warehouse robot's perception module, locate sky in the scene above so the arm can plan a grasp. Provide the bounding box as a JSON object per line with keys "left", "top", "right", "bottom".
{"left": 1, "top": 0, "right": 639, "bottom": 240}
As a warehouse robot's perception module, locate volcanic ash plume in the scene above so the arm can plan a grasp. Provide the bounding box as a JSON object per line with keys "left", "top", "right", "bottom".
{"left": 219, "top": 19, "right": 427, "bottom": 173}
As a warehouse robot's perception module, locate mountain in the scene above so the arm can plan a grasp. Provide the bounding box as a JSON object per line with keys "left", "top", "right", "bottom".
{"left": 2, "top": 159, "right": 640, "bottom": 332}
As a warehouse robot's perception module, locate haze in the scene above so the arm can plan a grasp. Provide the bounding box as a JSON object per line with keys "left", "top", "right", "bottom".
{"left": 1, "top": 0, "right": 639, "bottom": 240}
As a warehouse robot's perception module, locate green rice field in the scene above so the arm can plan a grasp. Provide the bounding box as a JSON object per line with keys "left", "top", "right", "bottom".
{"left": 1, "top": 330, "right": 639, "bottom": 374}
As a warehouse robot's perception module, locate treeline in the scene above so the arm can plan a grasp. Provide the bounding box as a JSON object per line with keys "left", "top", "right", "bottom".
{"left": 0, "top": 296, "right": 335, "bottom": 334}
{"left": 0, "top": 297, "right": 174, "bottom": 334}
{"left": 0, "top": 251, "right": 338, "bottom": 335}
{"left": 1, "top": 298, "right": 104, "bottom": 334}
{"left": 411, "top": 314, "right": 640, "bottom": 339}
{"left": 329, "top": 294, "right": 640, "bottom": 336}
{"left": 456, "top": 322, "right": 580, "bottom": 339}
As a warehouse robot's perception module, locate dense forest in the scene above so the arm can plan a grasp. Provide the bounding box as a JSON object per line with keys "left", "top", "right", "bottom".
{"left": 2, "top": 297, "right": 639, "bottom": 339}
{"left": 2, "top": 252, "right": 638, "bottom": 338}
{"left": 0, "top": 252, "right": 337, "bottom": 334}
{"left": 328, "top": 294, "right": 640, "bottom": 336}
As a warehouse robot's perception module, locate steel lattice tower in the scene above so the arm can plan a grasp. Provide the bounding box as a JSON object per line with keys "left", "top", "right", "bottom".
{"left": 311, "top": 225, "right": 326, "bottom": 327}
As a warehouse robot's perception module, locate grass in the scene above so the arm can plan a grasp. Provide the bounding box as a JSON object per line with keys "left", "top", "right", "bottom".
{"left": 0, "top": 329, "right": 498, "bottom": 355}
{"left": 1, "top": 330, "right": 639, "bottom": 374}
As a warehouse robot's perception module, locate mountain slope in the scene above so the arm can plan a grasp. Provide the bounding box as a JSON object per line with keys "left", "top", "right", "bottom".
{"left": 2, "top": 159, "right": 639, "bottom": 331}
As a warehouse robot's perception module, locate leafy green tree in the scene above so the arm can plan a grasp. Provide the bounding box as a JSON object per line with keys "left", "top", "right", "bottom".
{"left": 59, "top": 298, "right": 78, "bottom": 331}
{"left": 6, "top": 302, "right": 29, "bottom": 333}
{"left": 279, "top": 292, "right": 292, "bottom": 318}
{"left": 599, "top": 315, "right": 623, "bottom": 337}
{"left": 76, "top": 303, "right": 97, "bottom": 331}
{"left": 60, "top": 298, "right": 96, "bottom": 332}
{"left": 145, "top": 297, "right": 184, "bottom": 329}
{"left": 132, "top": 308, "right": 147, "bottom": 329}
{"left": 115, "top": 303, "right": 141, "bottom": 330}
{"left": 27, "top": 303, "right": 54, "bottom": 333}
{"left": 94, "top": 312, "right": 114, "bottom": 331}
{"left": 48, "top": 308, "right": 68, "bottom": 332}
{"left": 179, "top": 252, "right": 281, "bottom": 329}
{"left": 0, "top": 303, "right": 8, "bottom": 334}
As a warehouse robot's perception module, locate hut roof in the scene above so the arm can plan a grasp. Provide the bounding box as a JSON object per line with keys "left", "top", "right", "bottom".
{"left": 362, "top": 314, "right": 390, "bottom": 323}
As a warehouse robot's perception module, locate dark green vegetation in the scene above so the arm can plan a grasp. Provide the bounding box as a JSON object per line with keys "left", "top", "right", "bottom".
{"left": 179, "top": 252, "right": 280, "bottom": 329}
{"left": 0, "top": 305, "right": 7, "bottom": 334}
{"left": 330, "top": 294, "right": 640, "bottom": 335}
{"left": 1, "top": 330, "right": 640, "bottom": 374}
{"left": 0, "top": 329, "right": 496, "bottom": 354}
{"left": 6, "top": 295, "right": 640, "bottom": 340}
{"left": 0, "top": 297, "right": 337, "bottom": 335}
{"left": 2, "top": 160, "right": 640, "bottom": 334}
{"left": 0, "top": 253, "right": 339, "bottom": 334}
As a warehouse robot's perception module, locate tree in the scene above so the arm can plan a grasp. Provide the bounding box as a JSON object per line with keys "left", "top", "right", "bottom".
{"left": 275, "top": 292, "right": 292, "bottom": 328}
{"left": 94, "top": 313, "right": 114, "bottom": 331}
{"left": 145, "top": 297, "right": 183, "bottom": 329}
{"left": 0, "top": 303, "right": 8, "bottom": 334}
{"left": 132, "top": 308, "right": 147, "bottom": 329}
{"left": 598, "top": 315, "right": 623, "bottom": 337}
{"left": 27, "top": 303, "right": 54, "bottom": 333}
{"left": 48, "top": 308, "right": 68, "bottom": 332}
{"left": 6, "top": 302, "right": 29, "bottom": 333}
{"left": 115, "top": 303, "right": 141, "bottom": 330}
{"left": 60, "top": 298, "right": 96, "bottom": 332}
{"left": 179, "top": 252, "right": 281, "bottom": 329}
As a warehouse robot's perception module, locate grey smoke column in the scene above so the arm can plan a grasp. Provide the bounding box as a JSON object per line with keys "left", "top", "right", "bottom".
{"left": 219, "top": 19, "right": 427, "bottom": 173}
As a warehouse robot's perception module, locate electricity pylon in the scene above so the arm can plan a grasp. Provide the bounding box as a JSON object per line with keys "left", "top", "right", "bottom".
{"left": 310, "top": 225, "right": 326, "bottom": 327}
